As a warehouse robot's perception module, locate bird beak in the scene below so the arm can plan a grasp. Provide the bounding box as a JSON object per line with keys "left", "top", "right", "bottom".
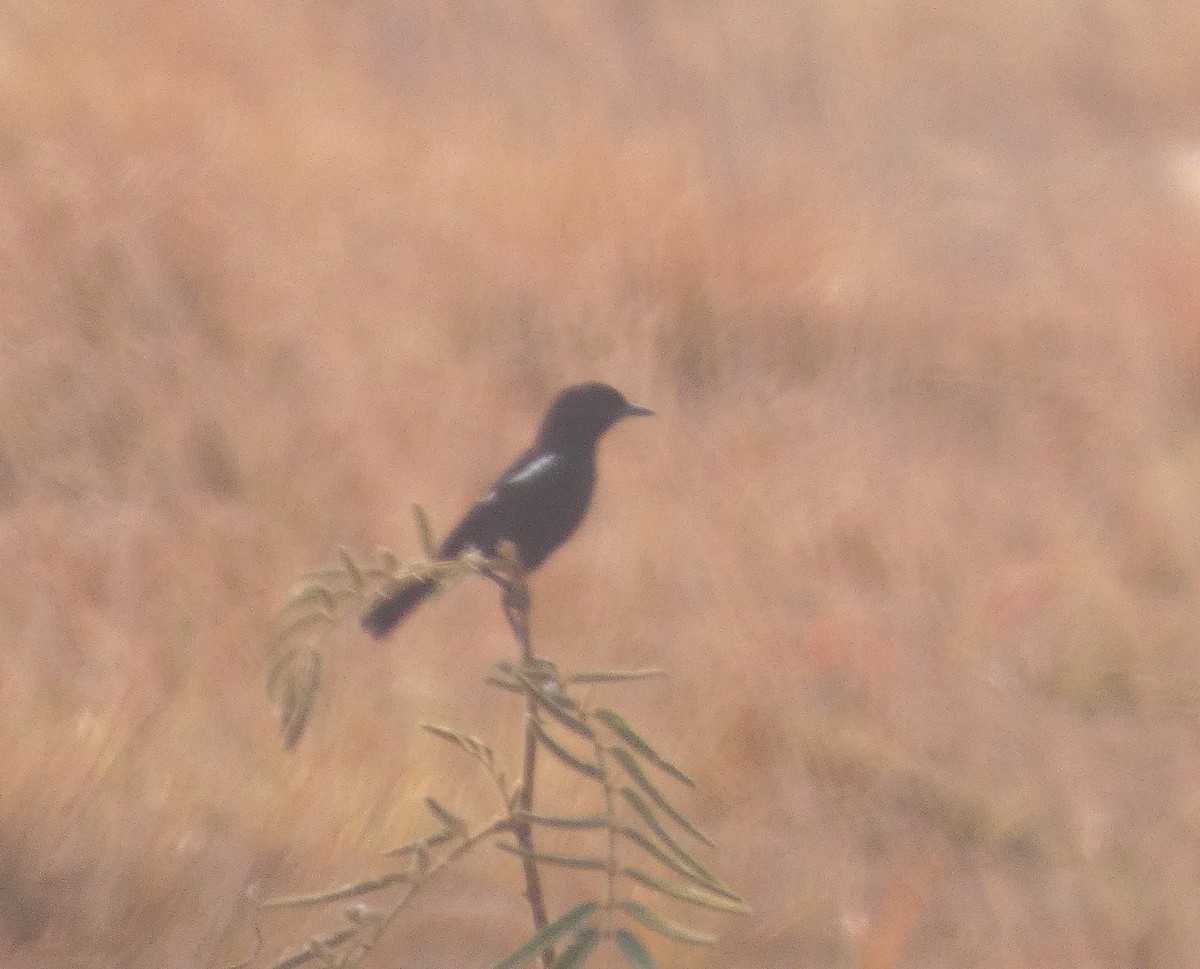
{"left": 625, "top": 402, "right": 655, "bottom": 418}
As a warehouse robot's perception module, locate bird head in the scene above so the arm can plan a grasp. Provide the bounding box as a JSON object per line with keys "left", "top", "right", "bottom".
{"left": 537, "top": 382, "right": 654, "bottom": 450}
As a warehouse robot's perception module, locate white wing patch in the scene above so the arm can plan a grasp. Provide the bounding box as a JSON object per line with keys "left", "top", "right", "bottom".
{"left": 508, "top": 453, "right": 560, "bottom": 486}
{"left": 482, "top": 453, "right": 561, "bottom": 503}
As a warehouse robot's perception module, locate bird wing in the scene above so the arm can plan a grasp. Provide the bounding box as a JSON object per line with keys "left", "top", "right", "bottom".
{"left": 483, "top": 452, "right": 562, "bottom": 500}
{"left": 438, "top": 449, "right": 567, "bottom": 559}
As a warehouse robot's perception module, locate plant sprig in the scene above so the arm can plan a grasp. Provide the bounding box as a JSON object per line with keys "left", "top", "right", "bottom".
{"left": 249, "top": 509, "right": 746, "bottom": 969}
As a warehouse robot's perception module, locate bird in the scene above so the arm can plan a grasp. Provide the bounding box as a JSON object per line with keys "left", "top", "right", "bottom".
{"left": 362, "top": 382, "right": 654, "bottom": 638}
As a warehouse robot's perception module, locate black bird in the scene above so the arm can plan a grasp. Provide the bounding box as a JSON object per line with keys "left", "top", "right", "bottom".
{"left": 362, "top": 382, "right": 654, "bottom": 638}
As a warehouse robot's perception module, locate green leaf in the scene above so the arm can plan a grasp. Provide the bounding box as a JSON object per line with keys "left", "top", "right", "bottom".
{"left": 594, "top": 709, "right": 694, "bottom": 787}
{"left": 493, "top": 901, "right": 599, "bottom": 969}
{"left": 495, "top": 842, "right": 608, "bottom": 872}
{"left": 424, "top": 797, "right": 468, "bottom": 835}
{"left": 264, "top": 646, "right": 300, "bottom": 695}
{"left": 421, "top": 723, "right": 496, "bottom": 771}
{"left": 619, "top": 787, "right": 700, "bottom": 876}
{"left": 613, "top": 928, "right": 661, "bottom": 969}
{"left": 550, "top": 927, "right": 601, "bottom": 969}
{"left": 262, "top": 871, "right": 410, "bottom": 909}
{"left": 569, "top": 669, "right": 665, "bottom": 684}
{"left": 525, "top": 686, "right": 594, "bottom": 738}
{"left": 514, "top": 811, "right": 611, "bottom": 830}
{"left": 610, "top": 747, "right": 713, "bottom": 847}
{"left": 268, "top": 927, "right": 358, "bottom": 969}
{"left": 485, "top": 674, "right": 525, "bottom": 695}
{"left": 412, "top": 504, "right": 438, "bottom": 558}
{"left": 531, "top": 719, "right": 606, "bottom": 781}
{"left": 621, "top": 866, "right": 750, "bottom": 914}
{"left": 271, "top": 650, "right": 321, "bottom": 750}
{"left": 421, "top": 722, "right": 477, "bottom": 747}
{"left": 383, "top": 829, "right": 453, "bottom": 857}
{"left": 337, "top": 547, "right": 364, "bottom": 589}
{"left": 618, "top": 827, "right": 731, "bottom": 898}
{"left": 497, "top": 657, "right": 562, "bottom": 681}
{"left": 281, "top": 583, "right": 337, "bottom": 614}
{"left": 618, "top": 899, "right": 716, "bottom": 946}
{"left": 269, "top": 609, "right": 332, "bottom": 649}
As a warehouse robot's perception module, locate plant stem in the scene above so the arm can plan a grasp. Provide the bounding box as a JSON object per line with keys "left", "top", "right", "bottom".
{"left": 502, "top": 571, "right": 554, "bottom": 968}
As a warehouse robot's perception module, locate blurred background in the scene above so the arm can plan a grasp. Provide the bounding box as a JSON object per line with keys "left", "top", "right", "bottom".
{"left": 4, "top": 1, "right": 1200, "bottom": 966}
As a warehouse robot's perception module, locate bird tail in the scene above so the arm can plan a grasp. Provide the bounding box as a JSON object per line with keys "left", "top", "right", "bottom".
{"left": 361, "top": 578, "right": 436, "bottom": 638}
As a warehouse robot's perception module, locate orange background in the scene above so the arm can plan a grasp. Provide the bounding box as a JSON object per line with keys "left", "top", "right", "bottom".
{"left": 3, "top": 2, "right": 1200, "bottom": 967}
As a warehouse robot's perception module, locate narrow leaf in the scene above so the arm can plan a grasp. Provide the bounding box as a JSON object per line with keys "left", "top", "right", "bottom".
{"left": 264, "top": 646, "right": 299, "bottom": 696}
{"left": 550, "top": 927, "right": 601, "bottom": 969}
{"left": 526, "top": 688, "right": 595, "bottom": 739}
{"left": 262, "top": 871, "right": 410, "bottom": 909}
{"left": 621, "top": 866, "right": 750, "bottom": 914}
{"left": 275, "top": 680, "right": 299, "bottom": 741}
{"left": 493, "top": 901, "right": 599, "bottom": 969}
{"left": 485, "top": 675, "right": 525, "bottom": 695}
{"left": 618, "top": 827, "right": 728, "bottom": 896}
{"left": 337, "top": 547, "right": 364, "bottom": 590}
{"left": 495, "top": 842, "right": 608, "bottom": 872}
{"left": 421, "top": 723, "right": 468, "bottom": 743}
{"left": 619, "top": 788, "right": 703, "bottom": 878}
{"left": 281, "top": 583, "right": 337, "bottom": 614}
{"left": 531, "top": 719, "right": 605, "bottom": 781}
{"left": 610, "top": 747, "right": 713, "bottom": 847}
{"left": 618, "top": 899, "right": 716, "bottom": 946}
{"left": 268, "top": 927, "right": 357, "bottom": 969}
{"left": 514, "top": 811, "right": 611, "bottom": 830}
{"left": 422, "top": 723, "right": 495, "bottom": 768}
{"left": 270, "top": 610, "right": 332, "bottom": 648}
{"left": 424, "top": 797, "right": 468, "bottom": 835}
{"left": 383, "top": 829, "right": 453, "bottom": 857}
{"left": 412, "top": 842, "right": 431, "bottom": 878}
{"left": 613, "top": 928, "right": 661, "bottom": 969}
{"left": 569, "top": 669, "right": 665, "bottom": 684}
{"left": 278, "top": 651, "right": 321, "bottom": 750}
{"left": 412, "top": 504, "right": 438, "bottom": 557}
{"left": 497, "top": 657, "right": 562, "bottom": 681}
{"left": 594, "top": 709, "right": 694, "bottom": 787}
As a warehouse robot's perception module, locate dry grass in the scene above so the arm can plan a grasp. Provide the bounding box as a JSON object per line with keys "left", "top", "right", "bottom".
{"left": 3, "top": 1, "right": 1200, "bottom": 966}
